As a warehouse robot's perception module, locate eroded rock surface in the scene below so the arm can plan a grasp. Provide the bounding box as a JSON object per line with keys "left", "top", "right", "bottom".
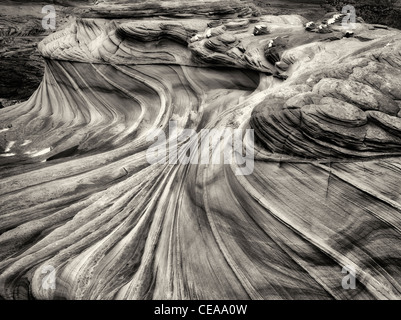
{"left": 0, "top": 1, "right": 73, "bottom": 102}
{"left": 251, "top": 37, "right": 401, "bottom": 158}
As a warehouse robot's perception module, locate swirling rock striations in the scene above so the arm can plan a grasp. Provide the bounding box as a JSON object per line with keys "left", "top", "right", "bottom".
{"left": 2, "top": 1, "right": 401, "bottom": 300}
{"left": 0, "top": 2, "right": 74, "bottom": 102}
{"left": 251, "top": 30, "right": 401, "bottom": 158}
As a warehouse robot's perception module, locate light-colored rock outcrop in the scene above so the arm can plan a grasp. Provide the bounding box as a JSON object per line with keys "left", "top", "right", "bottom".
{"left": 2, "top": 0, "right": 401, "bottom": 300}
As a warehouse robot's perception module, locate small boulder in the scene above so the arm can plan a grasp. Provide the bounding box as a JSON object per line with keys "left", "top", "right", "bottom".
{"left": 344, "top": 31, "right": 354, "bottom": 38}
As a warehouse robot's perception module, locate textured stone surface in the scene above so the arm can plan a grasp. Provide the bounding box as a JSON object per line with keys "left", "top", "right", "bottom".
{"left": 0, "top": 1, "right": 73, "bottom": 102}
{"left": 251, "top": 29, "right": 401, "bottom": 158}
{"left": 2, "top": 0, "right": 401, "bottom": 300}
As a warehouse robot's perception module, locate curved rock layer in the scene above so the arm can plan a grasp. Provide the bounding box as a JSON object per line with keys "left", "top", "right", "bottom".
{"left": 2, "top": 8, "right": 401, "bottom": 300}
{"left": 0, "top": 2, "right": 74, "bottom": 101}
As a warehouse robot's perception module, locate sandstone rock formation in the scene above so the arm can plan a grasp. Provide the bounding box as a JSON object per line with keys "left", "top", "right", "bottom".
{"left": 0, "top": 1, "right": 73, "bottom": 103}
{"left": 1, "top": 0, "right": 401, "bottom": 300}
